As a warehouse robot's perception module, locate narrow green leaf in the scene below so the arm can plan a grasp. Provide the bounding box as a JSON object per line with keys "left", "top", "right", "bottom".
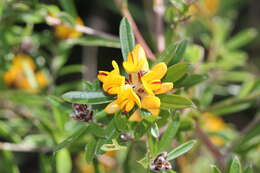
{"left": 157, "top": 42, "right": 177, "bottom": 64}
{"left": 158, "top": 115, "right": 180, "bottom": 151}
{"left": 244, "top": 165, "right": 254, "bottom": 173}
{"left": 164, "top": 62, "right": 190, "bottom": 82}
{"left": 211, "top": 165, "right": 222, "bottom": 173}
{"left": 174, "top": 74, "right": 208, "bottom": 88}
{"left": 229, "top": 156, "right": 242, "bottom": 173}
{"left": 226, "top": 28, "right": 257, "bottom": 50}
{"left": 167, "top": 140, "right": 196, "bottom": 161}
{"left": 210, "top": 102, "right": 251, "bottom": 116}
{"left": 62, "top": 91, "right": 113, "bottom": 104}
{"left": 85, "top": 139, "right": 97, "bottom": 163}
{"left": 234, "top": 123, "right": 260, "bottom": 151}
{"left": 119, "top": 18, "right": 135, "bottom": 61}
{"left": 169, "top": 40, "right": 188, "bottom": 66}
{"left": 114, "top": 114, "right": 128, "bottom": 132}
{"left": 67, "top": 36, "right": 120, "bottom": 48}
{"left": 54, "top": 125, "right": 89, "bottom": 152}
{"left": 58, "top": 0, "right": 77, "bottom": 17}
{"left": 151, "top": 123, "right": 159, "bottom": 138}
{"left": 158, "top": 94, "right": 195, "bottom": 109}
{"left": 88, "top": 123, "right": 106, "bottom": 138}
{"left": 56, "top": 149, "right": 72, "bottom": 173}
{"left": 58, "top": 64, "right": 83, "bottom": 76}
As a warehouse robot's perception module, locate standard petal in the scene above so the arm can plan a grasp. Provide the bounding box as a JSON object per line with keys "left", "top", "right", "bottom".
{"left": 97, "top": 71, "right": 109, "bottom": 82}
{"left": 154, "top": 82, "right": 173, "bottom": 94}
{"left": 141, "top": 95, "right": 160, "bottom": 116}
{"left": 143, "top": 63, "right": 167, "bottom": 81}
{"left": 103, "top": 75, "right": 125, "bottom": 94}
{"left": 123, "top": 44, "right": 149, "bottom": 73}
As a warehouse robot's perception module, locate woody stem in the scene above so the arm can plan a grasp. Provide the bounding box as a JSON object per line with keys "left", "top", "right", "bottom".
{"left": 114, "top": 0, "right": 156, "bottom": 60}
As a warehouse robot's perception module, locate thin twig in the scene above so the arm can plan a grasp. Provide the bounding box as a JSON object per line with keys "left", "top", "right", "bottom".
{"left": 153, "top": 0, "right": 165, "bottom": 52}
{"left": 195, "top": 122, "right": 226, "bottom": 170}
{"left": 0, "top": 142, "right": 51, "bottom": 153}
{"left": 114, "top": 0, "right": 156, "bottom": 60}
{"left": 45, "top": 16, "right": 119, "bottom": 40}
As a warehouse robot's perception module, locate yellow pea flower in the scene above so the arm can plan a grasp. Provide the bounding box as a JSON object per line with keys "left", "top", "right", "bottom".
{"left": 204, "top": 0, "right": 219, "bottom": 17}
{"left": 123, "top": 44, "right": 149, "bottom": 73}
{"left": 54, "top": 17, "right": 84, "bottom": 39}
{"left": 202, "top": 112, "right": 227, "bottom": 146}
{"left": 98, "top": 44, "right": 173, "bottom": 120}
{"left": 3, "top": 54, "right": 48, "bottom": 92}
{"left": 98, "top": 60, "right": 125, "bottom": 95}
{"left": 188, "top": 0, "right": 219, "bottom": 17}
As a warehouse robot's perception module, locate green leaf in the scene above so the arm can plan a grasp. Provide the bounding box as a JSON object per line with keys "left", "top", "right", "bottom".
{"left": 164, "top": 62, "right": 190, "bottom": 82}
{"left": 151, "top": 123, "right": 159, "bottom": 138}
{"left": 234, "top": 122, "right": 260, "bottom": 151}
{"left": 169, "top": 40, "right": 188, "bottom": 66}
{"left": 119, "top": 17, "right": 135, "bottom": 61}
{"left": 56, "top": 149, "right": 72, "bottom": 173}
{"left": 229, "top": 156, "right": 242, "bottom": 173}
{"left": 211, "top": 165, "right": 222, "bottom": 173}
{"left": 114, "top": 114, "right": 128, "bottom": 132}
{"left": 54, "top": 125, "right": 89, "bottom": 152}
{"left": 174, "top": 74, "right": 208, "bottom": 88}
{"left": 158, "top": 94, "right": 195, "bottom": 109}
{"left": 85, "top": 139, "right": 97, "bottom": 163}
{"left": 210, "top": 102, "right": 251, "bottom": 116}
{"left": 167, "top": 140, "right": 196, "bottom": 161}
{"left": 88, "top": 123, "right": 106, "bottom": 138}
{"left": 58, "top": 64, "right": 83, "bottom": 76}
{"left": 62, "top": 91, "right": 113, "bottom": 104}
{"left": 157, "top": 42, "right": 177, "bottom": 64}
{"left": 67, "top": 36, "right": 120, "bottom": 48}
{"left": 244, "top": 165, "right": 254, "bottom": 173}
{"left": 226, "top": 28, "right": 257, "bottom": 50}
{"left": 158, "top": 115, "right": 180, "bottom": 151}
{"left": 58, "top": 0, "right": 77, "bottom": 17}
{"left": 101, "top": 139, "right": 127, "bottom": 151}
{"left": 1, "top": 151, "right": 19, "bottom": 173}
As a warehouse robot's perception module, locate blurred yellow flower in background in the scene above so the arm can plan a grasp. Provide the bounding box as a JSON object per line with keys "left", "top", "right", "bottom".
{"left": 189, "top": 0, "right": 219, "bottom": 17}
{"left": 202, "top": 112, "right": 227, "bottom": 146}
{"left": 76, "top": 151, "right": 117, "bottom": 173}
{"left": 3, "top": 54, "right": 48, "bottom": 92}
{"left": 54, "top": 17, "right": 84, "bottom": 39}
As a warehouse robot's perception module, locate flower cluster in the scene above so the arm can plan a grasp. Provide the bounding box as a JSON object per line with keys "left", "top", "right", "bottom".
{"left": 98, "top": 44, "right": 173, "bottom": 121}
{"left": 4, "top": 54, "right": 48, "bottom": 92}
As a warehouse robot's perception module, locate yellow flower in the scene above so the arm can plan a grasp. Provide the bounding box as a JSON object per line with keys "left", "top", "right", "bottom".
{"left": 54, "top": 17, "right": 84, "bottom": 39}
{"left": 188, "top": 0, "right": 219, "bottom": 17}
{"left": 98, "top": 61, "right": 125, "bottom": 95}
{"left": 35, "top": 71, "right": 48, "bottom": 88}
{"left": 202, "top": 112, "right": 227, "bottom": 146}
{"left": 98, "top": 44, "right": 173, "bottom": 120}
{"left": 3, "top": 54, "right": 48, "bottom": 92}
{"left": 204, "top": 0, "right": 219, "bottom": 16}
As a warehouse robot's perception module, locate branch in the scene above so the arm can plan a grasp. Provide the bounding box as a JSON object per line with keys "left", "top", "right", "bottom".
{"left": 153, "top": 0, "right": 165, "bottom": 52}
{"left": 195, "top": 122, "right": 226, "bottom": 171}
{"left": 114, "top": 0, "right": 156, "bottom": 60}
{"left": 45, "top": 16, "right": 119, "bottom": 40}
{"left": 0, "top": 142, "right": 51, "bottom": 153}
